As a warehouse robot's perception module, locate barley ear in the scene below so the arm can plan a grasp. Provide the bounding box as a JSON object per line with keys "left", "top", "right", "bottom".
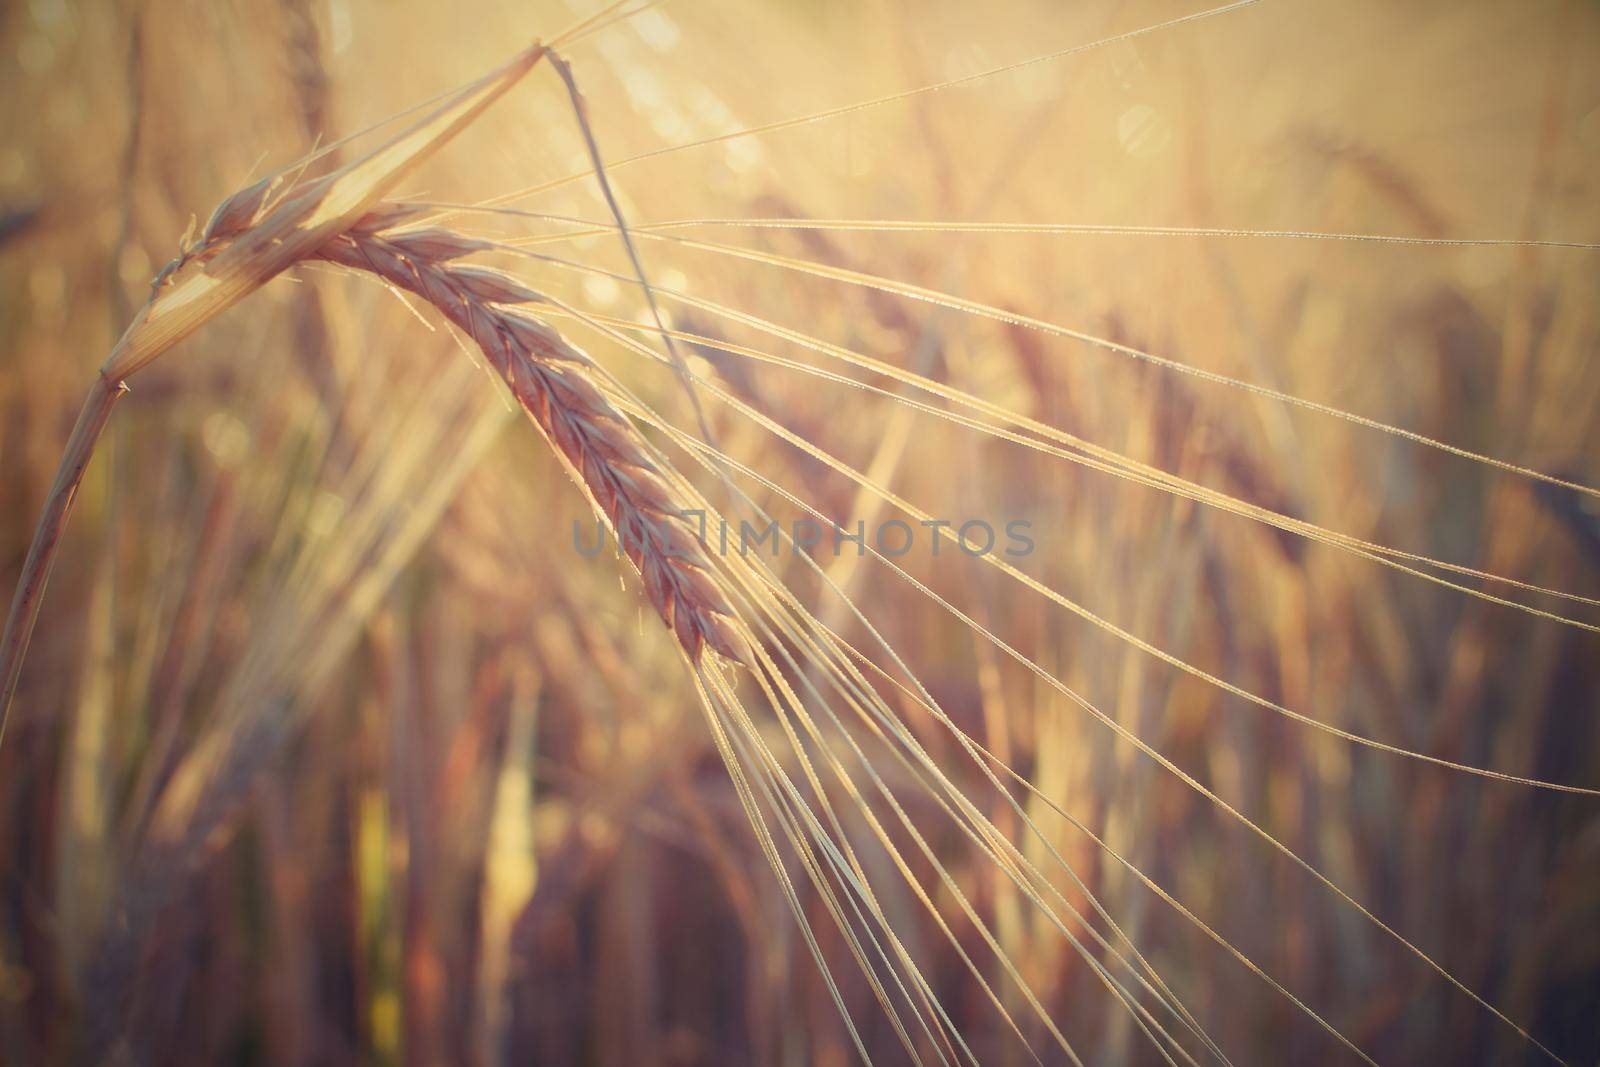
{"left": 317, "top": 223, "right": 751, "bottom": 667}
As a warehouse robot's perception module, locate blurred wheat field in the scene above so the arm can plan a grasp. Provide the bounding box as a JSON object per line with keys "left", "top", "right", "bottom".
{"left": 1, "top": 0, "right": 1598, "bottom": 1064}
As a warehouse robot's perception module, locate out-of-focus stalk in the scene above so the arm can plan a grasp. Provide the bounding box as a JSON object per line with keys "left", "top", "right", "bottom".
{"left": 0, "top": 375, "right": 126, "bottom": 742}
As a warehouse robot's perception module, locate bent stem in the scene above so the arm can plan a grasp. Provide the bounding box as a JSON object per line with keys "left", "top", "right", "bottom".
{"left": 0, "top": 374, "right": 127, "bottom": 741}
